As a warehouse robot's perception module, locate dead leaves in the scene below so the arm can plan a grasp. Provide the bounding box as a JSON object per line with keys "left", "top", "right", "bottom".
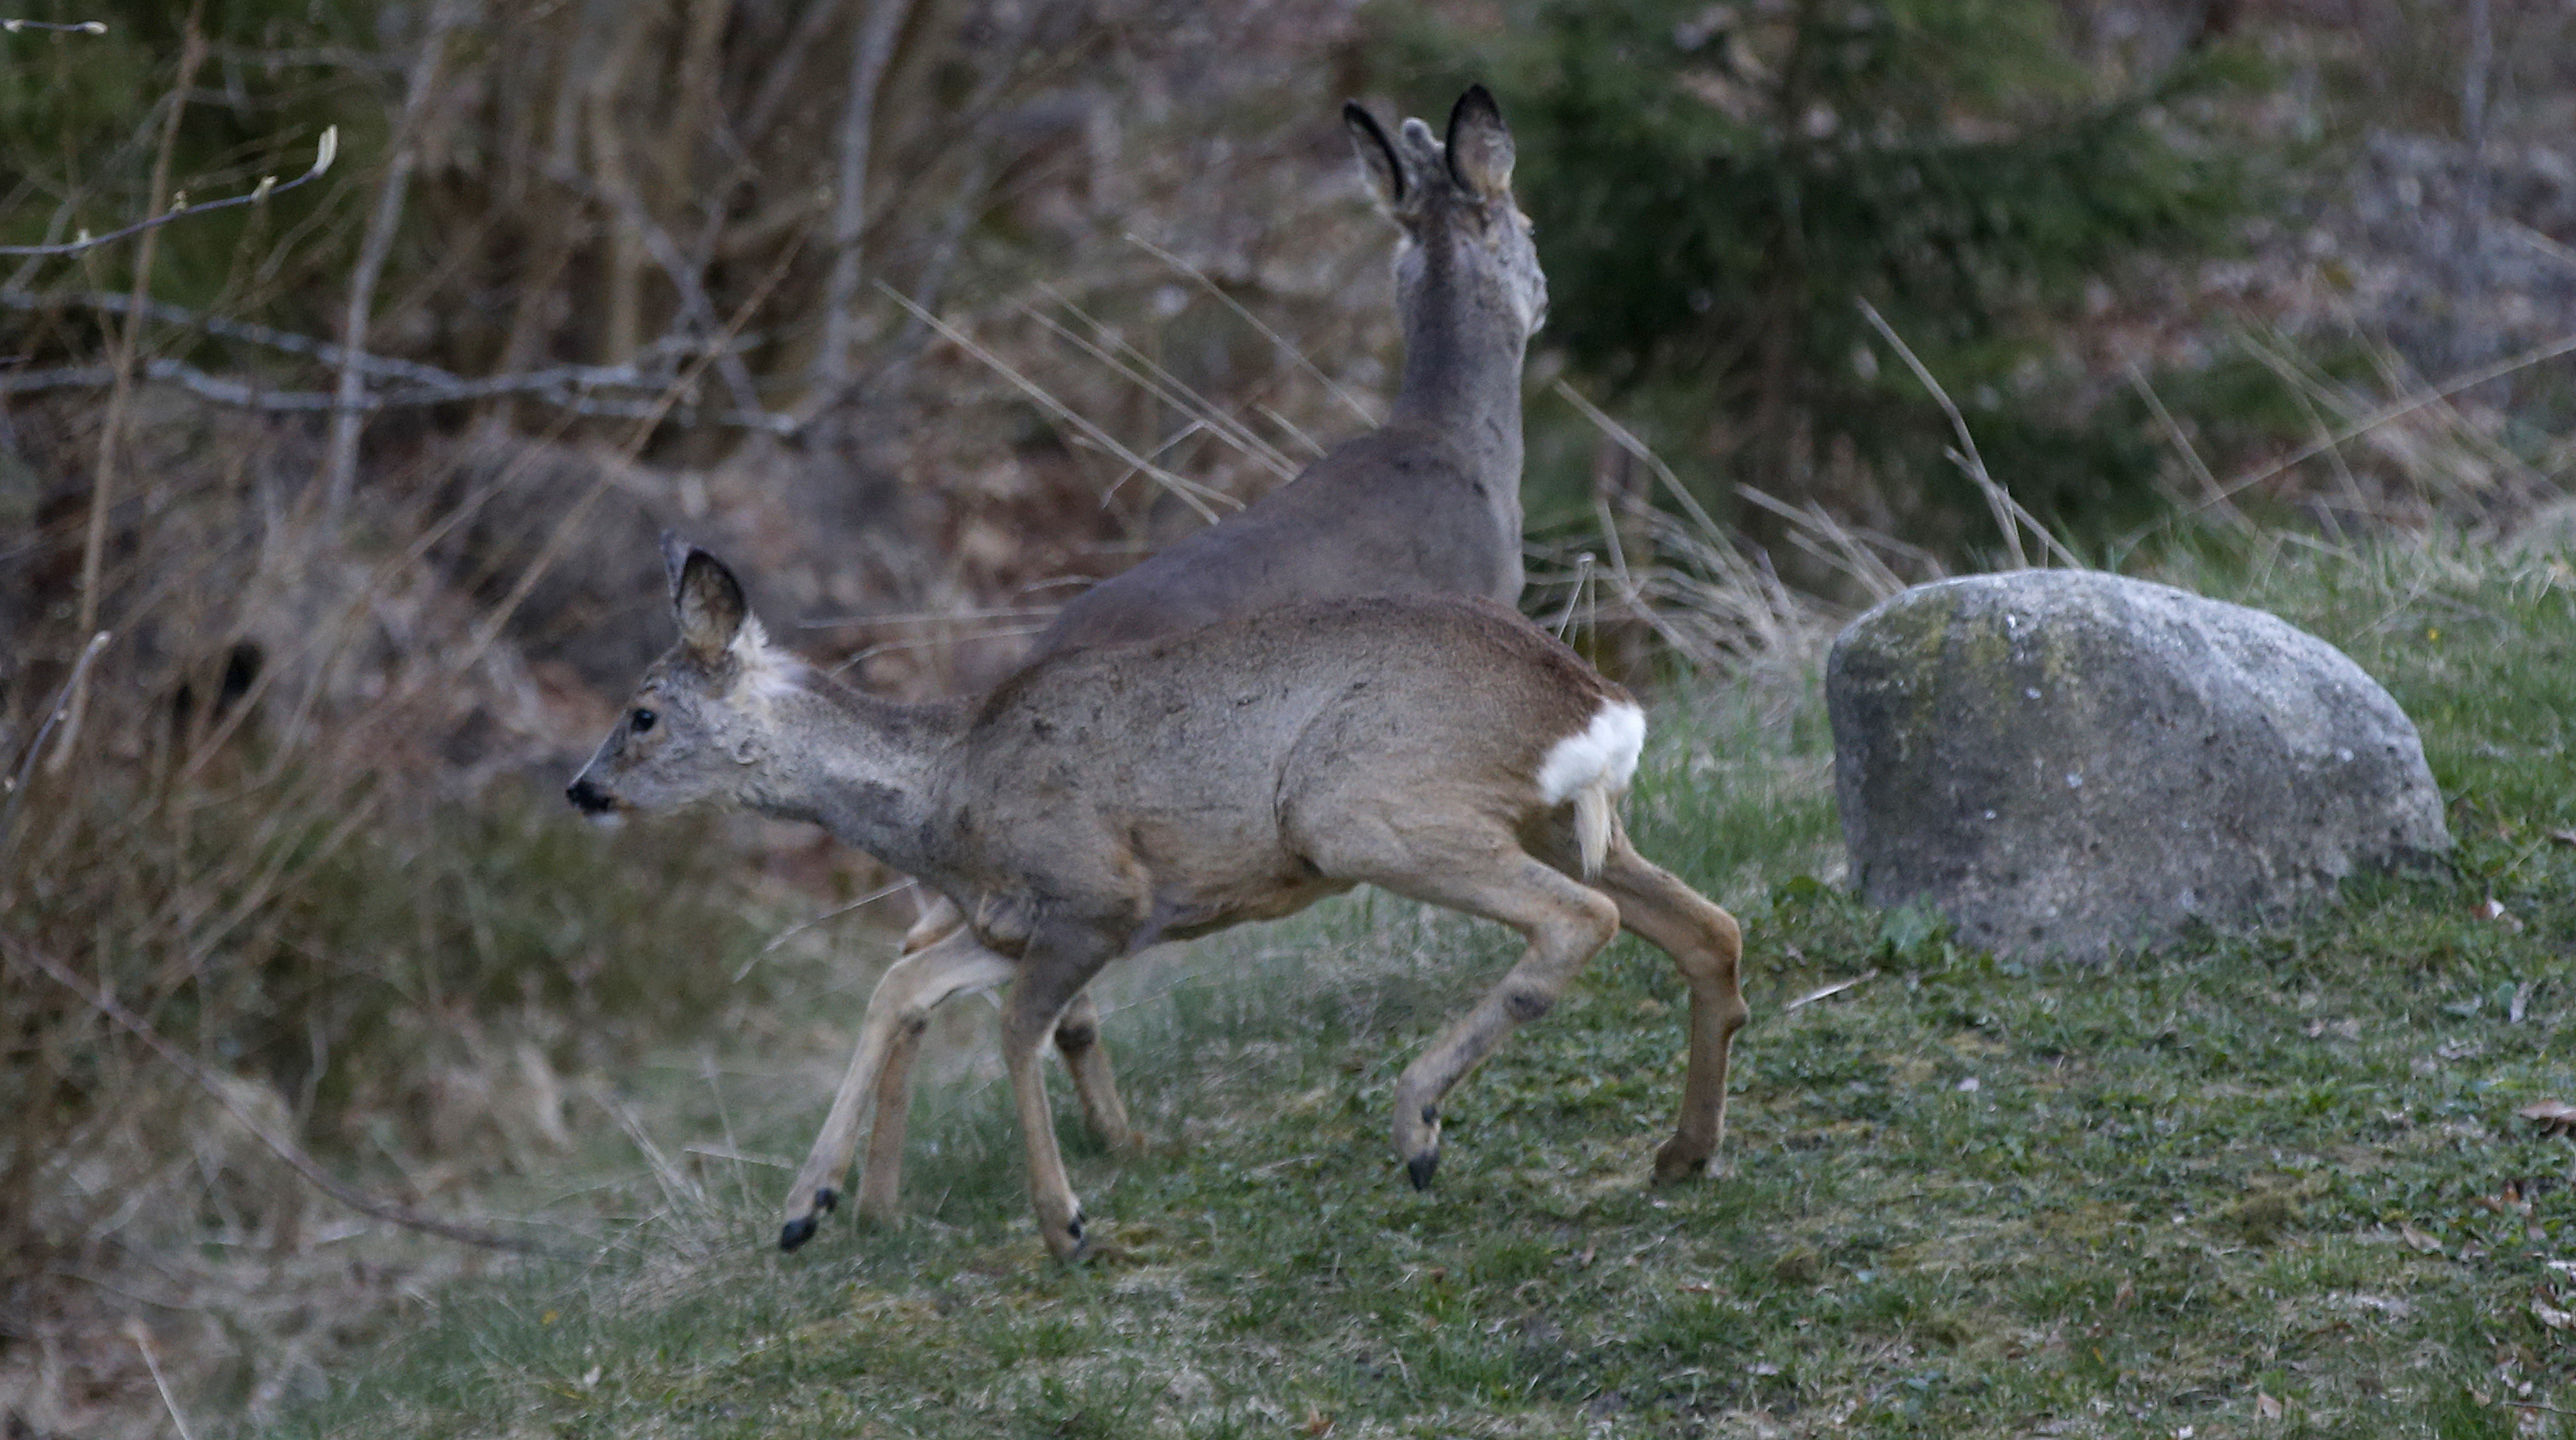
{"left": 2518, "top": 1100, "right": 2576, "bottom": 1137}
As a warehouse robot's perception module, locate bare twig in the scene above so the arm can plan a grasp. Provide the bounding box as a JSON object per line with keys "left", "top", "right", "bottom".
{"left": 0, "top": 630, "right": 108, "bottom": 852}
{"left": 2, "top": 935, "right": 556, "bottom": 1256}
{"left": 0, "top": 132, "right": 333, "bottom": 257}
{"left": 323, "top": 0, "right": 471, "bottom": 521}
{"left": 2123, "top": 359, "right": 2236, "bottom": 521}
{"left": 127, "top": 1322, "right": 200, "bottom": 1440}
{"left": 0, "top": 355, "right": 799, "bottom": 432}
{"left": 1, "top": 18, "right": 109, "bottom": 33}
{"left": 0, "top": 285, "right": 760, "bottom": 385}
{"left": 1024, "top": 288, "right": 1298, "bottom": 478}
{"left": 1553, "top": 379, "right": 1729, "bottom": 538}
{"left": 743, "top": 880, "right": 911, "bottom": 979}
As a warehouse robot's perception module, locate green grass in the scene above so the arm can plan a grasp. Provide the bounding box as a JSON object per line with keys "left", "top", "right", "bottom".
{"left": 275, "top": 537, "right": 2575, "bottom": 1439}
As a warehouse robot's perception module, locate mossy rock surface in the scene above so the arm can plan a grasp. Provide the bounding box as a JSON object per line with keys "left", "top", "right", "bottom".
{"left": 1826, "top": 570, "right": 2449, "bottom": 958}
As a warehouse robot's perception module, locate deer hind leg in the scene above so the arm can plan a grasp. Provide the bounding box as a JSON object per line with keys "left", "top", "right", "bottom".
{"left": 999, "top": 924, "right": 1122, "bottom": 1261}
{"left": 905, "top": 890, "right": 1137, "bottom": 1154}
{"left": 1052, "top": 989, "right": 1140, "bottom": 1152}
{"left": 1357, "top": 841, "right": 1621, "bottom": 1189}
{"left": 779, "top": 928, "right": 1016, "bottom": 1252}
{"left": 1591, "top": 837, "right": 1747, "bottom": 1182}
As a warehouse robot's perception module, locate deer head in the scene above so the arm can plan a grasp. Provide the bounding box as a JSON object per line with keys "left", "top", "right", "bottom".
{"left": 1346, "top": 84, "right": 1547, "bottom": 342}
{"left": 566, "top": 538, "right": 796, "bottom": 818}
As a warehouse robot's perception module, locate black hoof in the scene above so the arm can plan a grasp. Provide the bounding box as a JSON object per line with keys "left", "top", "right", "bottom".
{"left": 1406, "top": 1152, "right": 1439, "bottom": 1191}
{"left": 779, "top": 1187, "right": 839, "bottom": 1252}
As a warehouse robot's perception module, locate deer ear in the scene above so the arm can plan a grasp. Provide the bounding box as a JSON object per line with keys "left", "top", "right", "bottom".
{"left": 1345, "top": 100, "right": 1407, "bottom": 209}
{"left": 1444, "top": 84, "right": 1514, "bottom": 199}
{"left": 660, "top": 530, "right": 693, "bottom": 604}
{"left": 675, "top": 548, "right": 749, "bottom": 660}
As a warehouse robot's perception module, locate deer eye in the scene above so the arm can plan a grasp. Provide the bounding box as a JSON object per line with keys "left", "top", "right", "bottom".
{"left": 631, "top": 708, "right": 658, "bottom": 735}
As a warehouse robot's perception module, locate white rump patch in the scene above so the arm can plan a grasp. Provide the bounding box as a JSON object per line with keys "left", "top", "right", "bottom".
{"left": 1536, "top": 699, "right": 1645, "bottom": 805}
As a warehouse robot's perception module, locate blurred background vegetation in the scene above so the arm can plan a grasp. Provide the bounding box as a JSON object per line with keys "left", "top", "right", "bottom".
{"left": 3, "top": 0, "right": 2573, "bottom": 1433}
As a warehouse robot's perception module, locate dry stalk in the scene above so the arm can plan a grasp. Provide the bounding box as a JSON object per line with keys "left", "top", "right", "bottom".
{"left": 2208, "top": 327, "right": 2576, "bottom": 511}
{"left": 1023, "top": 288, "right": 1299, "bottom": 479}
{"left": 52, "top": 9, "right": 209, "bottom": 777}
{"left": 879, "top": 281, "right": 1237, "bottom": 521}
{"left": 1857, "top": 297, "right": 2080, "bottom": 571}
{"left": 1128, "top": 230, "right": 1381, "bottom": 427}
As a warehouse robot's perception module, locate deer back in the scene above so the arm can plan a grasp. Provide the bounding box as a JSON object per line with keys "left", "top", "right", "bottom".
{"left": 928, "top": 595, "right": 1627, "bottom": 943}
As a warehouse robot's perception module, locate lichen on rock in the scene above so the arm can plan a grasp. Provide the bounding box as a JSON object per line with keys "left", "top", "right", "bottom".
{"left": 1826, "top": 570, "right": 2450, "bottom": 960}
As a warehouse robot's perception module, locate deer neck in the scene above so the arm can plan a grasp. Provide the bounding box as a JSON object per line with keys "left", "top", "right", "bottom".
{"left": 1386, "top": 232, "right": 1529, "bottom": 489}
{"left": 744, "top": 680, "right": 967, "bottom": 882}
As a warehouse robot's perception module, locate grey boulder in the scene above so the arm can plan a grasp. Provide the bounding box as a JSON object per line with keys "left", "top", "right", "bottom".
{"left": 1826, "top": 570, "right": 2450, "bottom": 959}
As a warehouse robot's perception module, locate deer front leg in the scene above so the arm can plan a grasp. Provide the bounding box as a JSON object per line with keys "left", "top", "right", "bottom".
{"left": 1593, "top": 841, "right": 1747, "bottom": 1181}
{"left": 1378, "top": 853, "right": 1621, "bottom": 1189}
{"left": 850, "top": 1004, "right": 928, "bottom": 1223}
{"left": 780, "top": 930, "right": 1015, "bottom": 1252}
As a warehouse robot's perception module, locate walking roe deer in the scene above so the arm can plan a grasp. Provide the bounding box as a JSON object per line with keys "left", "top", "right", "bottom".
{"left": 568, "top": 544, "right": 1746, "bottom": 1262}
{"left": 782, "top": 84, "right": 1555, "bottom": 1251}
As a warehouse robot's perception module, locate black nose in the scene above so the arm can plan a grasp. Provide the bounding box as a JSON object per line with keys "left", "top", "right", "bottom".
{"left": 567, "top": 777, "right": 613, "bottom": 815}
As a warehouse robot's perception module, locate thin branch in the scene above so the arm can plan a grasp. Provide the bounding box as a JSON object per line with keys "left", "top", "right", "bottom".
{"left": 2123, "top": 360, "right": 2234, "bottom": 519}
{"left": 0, "top": 285, "right": 762, "bottom": 385}
{"left": 1784, "top": 969, "right": 1880, "bottom": 1013}
{"left": 1021, "top": 289, "right": 1297, "bottom": 479}
{"left": 1553, "top": 379, "right": 1729, "bottom": 538}
{"left": 0, "top": 127, "right": 335, "bottom": 257}
{"left": 811, "top": 0, "right": 916, "bottom": 406}
{"left": 2, "top": 934, "right": 556, "bottom": 1256}
{"left": 324, "top": 1, "right": 469, "bottom": 520}
{"left": 127, "top": 1323, "right": 200, "bottom": 1440}
{"left": 0, "top": 355, "right": 800, "bottom": 431}
{"left": 0, "top": 630, "right": 108, "bottom": 854}
{"left": 56, "top": 10, "right": 205, "bottom": 778}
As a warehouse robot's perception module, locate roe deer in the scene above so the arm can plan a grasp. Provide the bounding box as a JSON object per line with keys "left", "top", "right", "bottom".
{"left": 568, "top": 544, "right": 1746, "bottom": 1262}
{"left": 1032, "top": 82, "right": 1546, "bottom": 650}
{"left": 806, "top": 84, "right": 1553, "bottom": 1250}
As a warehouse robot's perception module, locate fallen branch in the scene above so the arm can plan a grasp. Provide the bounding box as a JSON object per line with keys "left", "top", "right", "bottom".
{"left": 0, "top": 355, "right": 799, "bottom": 431}
{"left": 3, "top": 934, "right": 561, "bottom": 1257}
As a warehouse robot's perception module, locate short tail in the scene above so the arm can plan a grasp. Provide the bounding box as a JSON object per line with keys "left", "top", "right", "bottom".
{"left": 1536, "top": 699, "right": 1646, "bottom": 882}
{"left": 1572, "top": 782, "right": 1614, "bottom": 881}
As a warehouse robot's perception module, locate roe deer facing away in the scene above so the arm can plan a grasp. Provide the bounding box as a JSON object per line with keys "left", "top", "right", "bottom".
{"left": 815, "top": 84, "right": 1553, "bottom": 1250}
{"left": 1032, "top": 82, "right": 1547, "bottom": 652}
{"left": 568, "top": 544, "right": 1746, "bottom": 1262}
